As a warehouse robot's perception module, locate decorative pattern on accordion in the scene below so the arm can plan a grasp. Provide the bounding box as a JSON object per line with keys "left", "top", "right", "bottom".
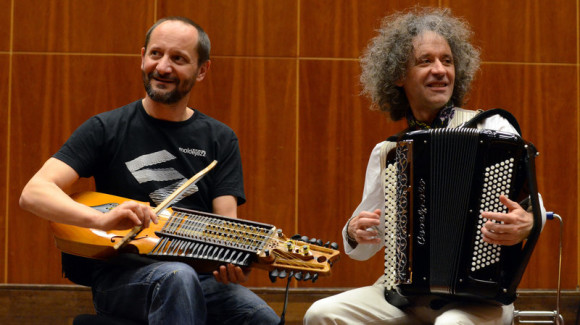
{"left": 383, "top": 162, "right": 397, "bottom": 289}
{"left": 149, "top": 209, "right": 276, "bottom": 267}
{"left": 383, "top": 143, "right": 411, "bottom": 290}
{"left": 471, "top": 158, "right": 515, "bottom": 271}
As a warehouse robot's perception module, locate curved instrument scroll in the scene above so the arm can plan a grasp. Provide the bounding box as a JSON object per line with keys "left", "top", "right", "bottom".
{"left": 50, "top": 192, "right": 340, "bottom": 279}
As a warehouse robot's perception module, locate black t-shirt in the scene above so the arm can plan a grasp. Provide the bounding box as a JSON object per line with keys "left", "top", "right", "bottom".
{"left": 54, "top": 99, "right": 245, "bottom": 285}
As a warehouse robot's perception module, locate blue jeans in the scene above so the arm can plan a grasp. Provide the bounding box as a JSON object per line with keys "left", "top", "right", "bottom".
{"left": 91, "top": 258, "right": 280, "bottom": 324}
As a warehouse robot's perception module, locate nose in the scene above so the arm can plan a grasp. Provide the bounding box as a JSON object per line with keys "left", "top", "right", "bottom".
{"left": 431, "top": 59, "right": 446, "bottom": 75}
{"left": 156, "top": 55, "right": 173, "bottom": 74}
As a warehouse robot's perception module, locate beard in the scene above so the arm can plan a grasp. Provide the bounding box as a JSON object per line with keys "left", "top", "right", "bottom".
{"left": 142, "top": 70, "right": 196, "bottom": 104}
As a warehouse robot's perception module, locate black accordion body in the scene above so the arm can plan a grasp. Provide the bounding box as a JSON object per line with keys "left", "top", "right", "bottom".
{"left": 383, "top": 128, "right": 542, "bottom": 305}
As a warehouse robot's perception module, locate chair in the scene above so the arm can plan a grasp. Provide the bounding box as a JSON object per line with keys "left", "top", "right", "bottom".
{"left": 512, "top": 212, "right": 564, "bottom": 324}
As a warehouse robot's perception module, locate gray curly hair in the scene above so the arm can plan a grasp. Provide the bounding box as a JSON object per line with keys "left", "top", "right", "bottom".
{"left": 360, "top": 7, "right": 480, "bottom": 121}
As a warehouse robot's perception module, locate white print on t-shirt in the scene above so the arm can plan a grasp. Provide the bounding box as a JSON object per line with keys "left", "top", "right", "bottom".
{"left": 125, "top": 150, "right": 198, "bottom": 206}
{"left": 179, "top": 147, "right": 206, "bottom": 157}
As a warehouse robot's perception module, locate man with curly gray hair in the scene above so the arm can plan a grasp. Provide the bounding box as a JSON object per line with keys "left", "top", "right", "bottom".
{"left": 360, "top": 7, "right": 480, "bottom": 123}
{"left": 303, "top": 7, "right": 544, "bottom": 325}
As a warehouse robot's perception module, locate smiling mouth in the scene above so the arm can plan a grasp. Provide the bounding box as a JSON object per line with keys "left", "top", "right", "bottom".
{"left": 153, "top": 77, "right": 176, "bottom": 84}
{"left": 150, "top": 72, "right": 177, "bottom": 84}
{"left": 427, "top": 82, "right": 448, "bottom": 88}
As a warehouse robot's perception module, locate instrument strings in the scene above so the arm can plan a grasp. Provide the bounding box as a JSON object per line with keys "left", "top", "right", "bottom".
{"left": 158, "top": 211, "right": 288, "bottom": 248}
{"left": 156, "top": 210, "right": 318, "bottom": 266}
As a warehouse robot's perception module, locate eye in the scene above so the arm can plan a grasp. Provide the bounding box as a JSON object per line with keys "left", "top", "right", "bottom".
{"left": 417, "top": 58, "right": 432, "bottom": 66}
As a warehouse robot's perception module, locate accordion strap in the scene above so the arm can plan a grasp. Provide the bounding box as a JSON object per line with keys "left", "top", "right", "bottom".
{"left": 460, "top": 108, "right": 522, "bottom": 136}
{"left": 379, "top": 141, "right": 396, "bottom": 188}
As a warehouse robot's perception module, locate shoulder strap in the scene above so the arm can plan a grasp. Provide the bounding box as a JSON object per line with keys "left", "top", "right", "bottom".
{"left": 386, "top": 127, "right": 412, "bottom": 142}
{"left": 461, "top": 108, "right": 522, "bottom": 135}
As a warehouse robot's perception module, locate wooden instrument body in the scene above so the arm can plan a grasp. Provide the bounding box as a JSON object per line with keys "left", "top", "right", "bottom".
{"left": 50, "top": 192, "right": 164, "bottom": 259}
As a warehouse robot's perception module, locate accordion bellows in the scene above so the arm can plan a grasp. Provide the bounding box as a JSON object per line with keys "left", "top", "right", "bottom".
{"left": 383, "top": 128, "right": 542, "bottom": 305}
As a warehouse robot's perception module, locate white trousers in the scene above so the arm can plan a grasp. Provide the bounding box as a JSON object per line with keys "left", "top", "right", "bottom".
{"left": 303, "top": 280, "right": 513, "bottom": 325}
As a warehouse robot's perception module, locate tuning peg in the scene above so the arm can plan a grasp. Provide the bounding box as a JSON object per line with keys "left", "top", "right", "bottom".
{"left": 324, "top": 241, "right": 331, "bottom": 248}
{"left": 294, "top": 272, "right": 303, "bottom": 281}
{"left": 330, "top": 242, "right": 339, "bottom": 250}
{"left": 264, "top": 249, "right": 270, "bottom": 257}
{"left": 291, "top": 234, "right": 302, "bottom": 240}
{"left": 277, "top": 229, "right": 283, "bottom": 237}
{"left": 308, "top": 238, "right": 317, "bottom": 245}
{"left": 316, "top": 239, "right": 323, "bottom": 246}
{"left": 303, "top": 273, "right": 312, "bottom": 281}
{"left": 312, "top": 273, "right": 319, "bottom": 283}
{"left": 300, "top": 235, "right": 310, "bottom": 243}
{"left": 269, "top": 269, "right": 279, "bottom": 283}
{"left": 278, "top": 270, "right": 287, "bottom": 279}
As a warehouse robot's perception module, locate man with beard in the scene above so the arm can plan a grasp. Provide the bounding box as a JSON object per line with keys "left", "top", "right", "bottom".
{"left": 20, "top": 17, "right": 280, "bottom": 324}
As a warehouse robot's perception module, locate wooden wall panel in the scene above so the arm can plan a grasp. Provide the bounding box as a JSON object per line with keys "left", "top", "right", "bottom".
{"left": 158, "top": 0, "right": 298, "bottom": 57}
{"left": 0, "top": 55, "right": 9, "bottom": 282}
{"left": 470, "top": 64, "right": 578, "bottom": 288}
{"left": 297, "top": 59, "right": 406, "bottom": 287}
{"left": 0, "top": 0, "right": 10, "bottom": 52}
{"left": 300, "top": 0, "right": 438, "bottom": 58}
{"left": 189, "top": 58, "right": 298, "bottom": 287}
{"left": 446, "top": 0, "right": 577, "bottom": 63}
{"left": 12, "top": 0, "right": 155, "bottom": 53}
{"left": 1, "top": 0, "right": 577, "bottom": 296}
{"left": 8, "top": 55, "right": 143, "bottom": 283}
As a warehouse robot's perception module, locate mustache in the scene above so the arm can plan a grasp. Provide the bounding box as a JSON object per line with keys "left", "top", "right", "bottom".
{"left": 149, "top": 71, "right": 178, "bottom": 83}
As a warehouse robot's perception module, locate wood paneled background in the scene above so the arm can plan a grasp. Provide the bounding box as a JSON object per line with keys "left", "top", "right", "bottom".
{"left": 1, "top": 0, "right": 578, "bottom": 293}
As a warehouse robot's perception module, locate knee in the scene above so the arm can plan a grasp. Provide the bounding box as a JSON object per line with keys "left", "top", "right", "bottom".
{"left": 303, "top": 299, "right": 335, "bottom": 325}
{"left": 246, "top": 305, "right": 280, "bottom": 324}
{"left": 156, "top": 262, "right": 201, "bottom": 291}
{"left": 434, "top": 314, "right": 475, "bottom": 325}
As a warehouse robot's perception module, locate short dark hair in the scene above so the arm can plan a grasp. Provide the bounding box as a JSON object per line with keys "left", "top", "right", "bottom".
{"left": 143, "top": 16, "right": 211, "bottom": 65}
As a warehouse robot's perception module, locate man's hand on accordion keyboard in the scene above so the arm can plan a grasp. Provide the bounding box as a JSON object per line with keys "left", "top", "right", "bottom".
{"left": 480, "top": 195, "right": 534, "bottom": 246}
{"left": 347, "top": 209, "right": 382, "bottom": 246}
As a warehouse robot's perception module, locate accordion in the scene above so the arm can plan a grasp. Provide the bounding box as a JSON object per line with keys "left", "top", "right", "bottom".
{"left": 382, "top": 128, "right": 542, "bottom": 305}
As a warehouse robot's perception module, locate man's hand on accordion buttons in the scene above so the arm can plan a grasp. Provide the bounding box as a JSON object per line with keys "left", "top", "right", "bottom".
{"left": 348, "top": 209, "right": 382, "bottom": 245}
{"left": 480, "top": 195, "right": 533, "bottom": 246}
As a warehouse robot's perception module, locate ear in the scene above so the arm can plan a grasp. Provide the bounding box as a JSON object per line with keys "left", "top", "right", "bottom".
{"left": 196, "top": 60, "right": 211, "bottom": 82}
{"left": 396, "top": 78, "right": 405, "bottom": 87}
{"left": 140, "top": 47, "right": 146, "bottom": 69}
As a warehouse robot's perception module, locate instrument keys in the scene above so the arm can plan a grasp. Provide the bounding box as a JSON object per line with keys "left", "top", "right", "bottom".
{"left": 286, "top": 240, "right": 294, "bottom": 252}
